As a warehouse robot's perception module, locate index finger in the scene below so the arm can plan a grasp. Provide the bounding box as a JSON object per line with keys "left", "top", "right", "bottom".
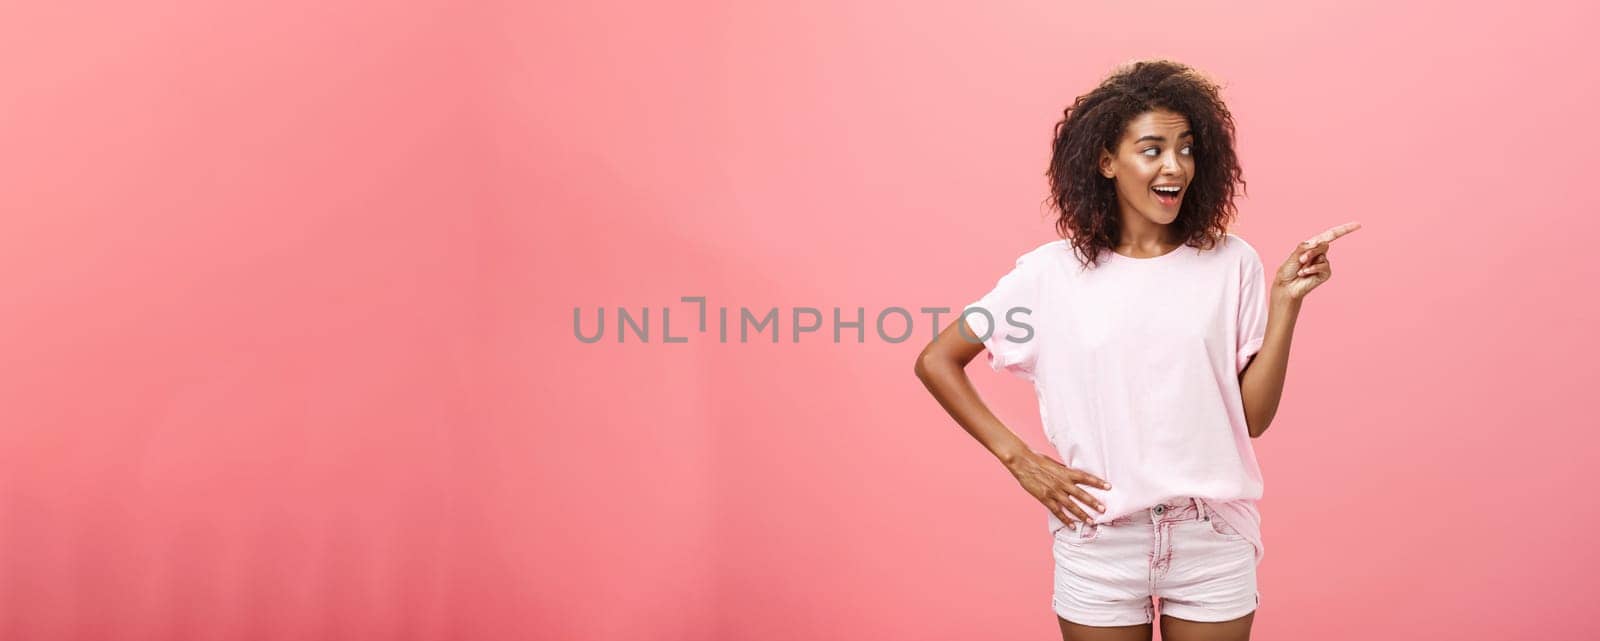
{"left": 1302, "top": 221, "right": 1362, "bottom": 247}
{"left": 1071, "top": 470, "right": 1112, "bottom": 490}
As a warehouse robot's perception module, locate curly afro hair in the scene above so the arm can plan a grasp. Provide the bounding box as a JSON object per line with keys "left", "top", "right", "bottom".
{"left": 1045, "top": 59, "right": 1247, "bottom": 269}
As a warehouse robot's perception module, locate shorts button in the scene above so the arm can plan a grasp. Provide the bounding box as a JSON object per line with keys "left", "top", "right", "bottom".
{"left": 1153, "top": 505, "right": 1166, "bottom": 515}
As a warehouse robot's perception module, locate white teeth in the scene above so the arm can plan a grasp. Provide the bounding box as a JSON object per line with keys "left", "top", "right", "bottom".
{"left": 1153, "top": 186, "right": 1180, "bottom": 193}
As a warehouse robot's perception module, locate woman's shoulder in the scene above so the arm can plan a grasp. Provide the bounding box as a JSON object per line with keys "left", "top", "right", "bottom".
{"left": 1219, "top": 232, "right": 1259, "bottom": 257}
{"left": 997, "top": 239, "right": 1072, "bottom": 270}
{"left": 1217, "top": 232, "right": 1266, "bottom": 268}
{"left": 1017, "top": 239, "right": 1090, "bottom": 277}
{"left": 1021, "top": 238, "right": 1071, "bottom": 258}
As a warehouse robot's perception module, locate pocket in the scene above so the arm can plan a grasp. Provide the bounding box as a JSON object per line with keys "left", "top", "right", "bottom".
{"left": 1203, "top": 512, "right": 1247, "bottom": 541}
{"left": 1053, "top": 521, "right": 1101, "bottom": 546}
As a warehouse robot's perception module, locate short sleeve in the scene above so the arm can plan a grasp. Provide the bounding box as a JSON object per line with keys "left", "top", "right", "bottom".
{"left": 964, "top": 247, "right": 1046, "bottom": 380}
{"left": 1236, "top": 246, "right": 1268, "bottom": 375}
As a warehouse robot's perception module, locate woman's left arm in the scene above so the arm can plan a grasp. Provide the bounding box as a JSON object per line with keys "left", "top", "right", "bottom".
{"left": 1240, "top": 222, "right": 1362, "bottom": 438}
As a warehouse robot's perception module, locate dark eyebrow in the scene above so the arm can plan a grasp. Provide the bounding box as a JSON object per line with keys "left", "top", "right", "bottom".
{"left": 1134, "top": 131, "right": 1194, "bottom": 144}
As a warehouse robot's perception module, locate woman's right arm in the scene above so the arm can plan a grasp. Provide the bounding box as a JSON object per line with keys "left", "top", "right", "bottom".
{"left": 913, "top": 317, "right": 1110, "bottom": 526}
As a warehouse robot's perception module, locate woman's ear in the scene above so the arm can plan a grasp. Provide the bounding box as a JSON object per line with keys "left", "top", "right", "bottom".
{"left": 1098, "top": 147, "right": 1115, "bottom": 179}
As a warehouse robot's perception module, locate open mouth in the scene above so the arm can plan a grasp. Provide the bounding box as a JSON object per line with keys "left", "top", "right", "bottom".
{"left": 1152, "top": 185, "right": 1182, "bottom": 207}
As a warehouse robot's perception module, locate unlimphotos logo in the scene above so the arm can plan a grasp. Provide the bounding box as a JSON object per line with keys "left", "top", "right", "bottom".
{"left": 573, "top": 296, "right": 1034, "bottom": 345}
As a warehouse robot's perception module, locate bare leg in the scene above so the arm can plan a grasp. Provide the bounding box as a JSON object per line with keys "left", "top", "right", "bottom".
{"left": 1057, "top": 616, "right": 1152, "bottom": 641}
{"left": 1157, "top": 610, "right": 1254, "bottom": 641}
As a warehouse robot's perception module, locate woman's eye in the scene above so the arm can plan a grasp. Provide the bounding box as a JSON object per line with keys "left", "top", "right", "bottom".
{"left": 1143, "top": 146, "right": 1192, "bottom": 157}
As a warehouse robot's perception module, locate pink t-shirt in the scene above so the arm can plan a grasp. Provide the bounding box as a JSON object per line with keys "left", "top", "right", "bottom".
{"left": 964, "top": 233, "right": 1269, "bottom": 565}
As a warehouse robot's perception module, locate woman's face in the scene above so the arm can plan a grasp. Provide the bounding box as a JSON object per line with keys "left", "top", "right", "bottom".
{"left": 1098, "top": 109, "right": 1195, "bottom": 227}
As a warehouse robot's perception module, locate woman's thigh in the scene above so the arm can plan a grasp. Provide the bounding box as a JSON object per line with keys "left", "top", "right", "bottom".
{"left": 1158, "top": 610, "right": 1254, "bottom": 641}
{"left": 1057, "top": 617, "right": 1152, "bottom": 641}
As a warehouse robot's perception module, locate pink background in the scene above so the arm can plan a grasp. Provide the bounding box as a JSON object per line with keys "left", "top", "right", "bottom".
{"left": 3, "top": 0, "right": 1597, "bottom": 639}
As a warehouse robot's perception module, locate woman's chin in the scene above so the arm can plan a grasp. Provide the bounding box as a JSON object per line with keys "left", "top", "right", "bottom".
{"left": 1140, "top": 211, "right": 1179, "bottom": 226}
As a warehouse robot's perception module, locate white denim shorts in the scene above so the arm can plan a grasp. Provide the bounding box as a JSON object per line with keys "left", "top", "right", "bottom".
{"left": 1052, "top": 497, "right": 1258, "bottom": 626}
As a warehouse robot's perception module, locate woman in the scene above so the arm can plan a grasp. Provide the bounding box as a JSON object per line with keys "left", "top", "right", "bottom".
{"left": 913, "top": 59, "right": 1359, "bottom": 641}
